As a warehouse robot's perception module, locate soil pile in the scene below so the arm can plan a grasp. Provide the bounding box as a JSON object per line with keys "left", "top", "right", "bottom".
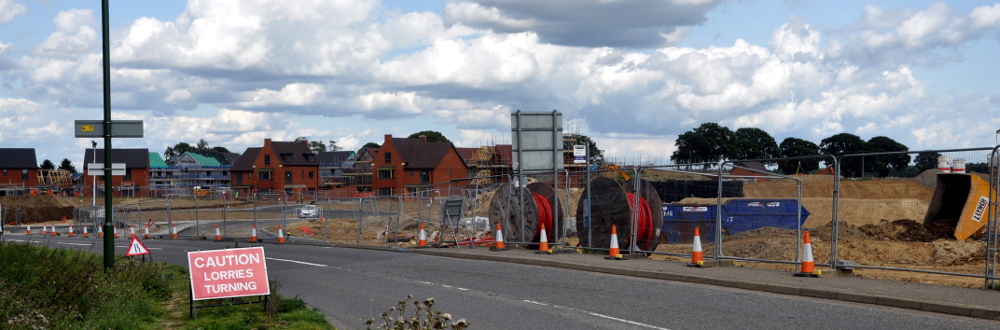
{"left": 0, "top": 195, "right": 86, "bottom": 224}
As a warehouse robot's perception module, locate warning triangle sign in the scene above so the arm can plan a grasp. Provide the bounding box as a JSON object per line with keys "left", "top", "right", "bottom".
{"left": 126, "top": 237, "right": 150, "bottom": 256}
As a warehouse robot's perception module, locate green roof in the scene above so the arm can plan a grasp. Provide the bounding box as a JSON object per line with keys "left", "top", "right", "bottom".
{"left": 149, "top": 152, "right": 168, "bottom": 168}
{"left": 187, "top": 152, "right": 224, "bottom": 166}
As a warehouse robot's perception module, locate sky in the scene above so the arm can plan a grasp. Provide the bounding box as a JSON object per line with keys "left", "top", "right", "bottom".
{"left": 2, "top": 0, "right": 1000, "bottom": 168}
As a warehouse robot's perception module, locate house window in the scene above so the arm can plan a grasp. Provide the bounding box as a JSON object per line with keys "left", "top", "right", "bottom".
{"left": 285, "top": 171, "right": 293, "bottom": 184}
{"left": 379, "top": 187, "right": 392, "bottom": 196}
{"left": 281, "top": 154, "right": 293, "bottom": 163}
{"left": 124, "top": 169, "right": 132, "bottom": 180}
{"left": 308, "top": 171, "right": 314, "bottom": 179}
{"left": 22, "top": 169, "right": 28, "bottom": 181}
{"left": 420, "top": 170, "right": 429, "bottom": 184}
{"left": 449, "top": 169, "right": 453, "bottom": 177}
{"left": 258, "top": 170, "right": 273, "bottom": 180}
{"left": 2, "top": 169, "right": 6, "bottom": 176}
{"left": 409, "top": 170, "right": 414, "bottom": 177}
{"left": 301, "top": 171, "right": 305, "bottom": 179}
{"left": 264, "top": 155, "right": 271, "bottom": 165}
{"left": 378, "top": 169, "right": 393, "bottom": 179}
{"left": 306, "top": 154, "right": 315, "bottom": 163}
{"left": 384, "top": 152, "right": 392, "bottom": 163}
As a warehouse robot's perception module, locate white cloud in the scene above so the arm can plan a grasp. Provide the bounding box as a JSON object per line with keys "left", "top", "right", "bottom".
{"left": 0, "top": 0, "right": 26, "bottom": 26}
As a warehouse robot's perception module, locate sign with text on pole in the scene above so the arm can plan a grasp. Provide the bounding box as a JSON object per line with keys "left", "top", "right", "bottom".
{"left": 87, "top": 163, "right": 126, "bottom": 176}
{"left": 73, "top": 120, "right": 144, "bottom": 138}
{"left": 573, "top": 144, "right": 587, "bottom": 164}
{"left": 187, "top": 247, "right": 270, "bottom": 300}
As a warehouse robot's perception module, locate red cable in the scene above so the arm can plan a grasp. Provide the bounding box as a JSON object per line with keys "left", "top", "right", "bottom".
{"left": 533, "top": 193, "right": 553, "bottom": 241}
{"left": 627, "top": 193, "right": 654, "bottom": 250}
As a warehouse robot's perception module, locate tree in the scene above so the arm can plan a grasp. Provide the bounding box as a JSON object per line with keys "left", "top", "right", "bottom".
{"left": 39, "top": 159, "right": 55, "bottom": 170}
{"left": 408, "top": 130, "right": 449, "bottom": 143}
{"left": 728, "top": 127, "right": 779, "bottom": 163}
{"left": 164, "top": 140, "right": 229, "bottom": 165}
{"left": 59, "top": 158, "right": 78, "bottom": 174}
{"left": 671, "top": 123, "right": 732, "bottom": 166}
{"left": 914, "top": 152, "right": 941, "bottom": 171}
{"left": 306, "top": 140, "right": 343, "bottom": 153}
{"left": 778, "top": 137, "right": 821, "bottom": 174}
{"left": 864, "top": 136, "right": 910, "bottom": 177}
{"left": 820, "top": 133, "right": 867, "bottom": 177}
{"left": 357, "top": 142, "right": 381, "bottom": 155}
{"left": 563, "top": 134, "right": 603, "bottom": 160}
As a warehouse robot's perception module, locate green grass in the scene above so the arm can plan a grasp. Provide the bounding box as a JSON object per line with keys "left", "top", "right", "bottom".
{"left": 0, "top": 241, "right": 332, "bottom": 329}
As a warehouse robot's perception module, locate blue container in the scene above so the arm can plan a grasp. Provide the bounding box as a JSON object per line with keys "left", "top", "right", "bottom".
{"left": 661, "top": 204, "right": 720, "bottom": 244}
{"left": 662, "top": 199, "right": 810, "bottom": 244}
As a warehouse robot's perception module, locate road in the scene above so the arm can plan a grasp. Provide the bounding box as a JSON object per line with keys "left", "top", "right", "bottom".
{"left": 4, "top": 234, "right": 998, "bottom": 329}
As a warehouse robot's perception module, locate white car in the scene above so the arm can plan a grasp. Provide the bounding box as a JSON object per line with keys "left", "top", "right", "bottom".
{"left": 299, "top": 205, "right": 317, "bottom": 218}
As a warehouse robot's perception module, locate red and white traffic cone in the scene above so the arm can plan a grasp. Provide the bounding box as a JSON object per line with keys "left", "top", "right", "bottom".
{"left": 26, "top": 225, "right": 32, "bottom": 235}
{"left": 171, "top": 224, "right": 177, "bottom": 240}
{"left": 51, "top": 224, "right": 58, "bottom": 236}
{"left": 688, "top": 227, "right": 704, "bottom": 267}
{"left": 68, "top": 224, "right": 75, "bottom": 237}
{"left": 214, "top": 224, "right": 222, "bottom": 241}
{"left": 144, "top": 225, "right": 151, "bottom": 239}
{"left": 605, "top": 225, "right": 622, "bottom": 260}
{"left": 490, "top": 222, "right": 508, "bottom": 251}
{"left": 277, "top": 225, "right": 285, "bottom": 244}
{"left": 82, "top": 225, "right": 89, "bottom": 238}
{"left": 535, "top": 223, "right": 550, "bottom": 254}
{"left": 113, "top": 226, "right": 119, "bottom": 238}
{"left": 98, "top": 226, "right": 104, "bottom": 238}
{"left": 129, "top": 225, "right": 136, "bottom": 239}
{"left": 794, "top": 231, "right": 818, "bottom": 277}
{"left": 249, "top": 224, "right": 258, "bottom": 242}
{"left": 416, "top": 222, "right": 428, "bottom": 248}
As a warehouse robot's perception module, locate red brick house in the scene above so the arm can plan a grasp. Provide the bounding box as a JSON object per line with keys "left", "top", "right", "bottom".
{"left": 230, "top": 139, "right": 320, "bottom": 199}
{"left": 83, "top": 149, "right": 151, "bottom": 197}
{"left": 373, "top": 134, "right": 468, "bottom": 197}
{"left": 0, "top": 148, "right": 39, "bottom": 195}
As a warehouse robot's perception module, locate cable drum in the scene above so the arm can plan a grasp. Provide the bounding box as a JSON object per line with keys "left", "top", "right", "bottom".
{"left": 487, "top": 181, "right": 565, "bottom": 245}
{"left": 575, "top": 177, "right": 662, "bottom": 254}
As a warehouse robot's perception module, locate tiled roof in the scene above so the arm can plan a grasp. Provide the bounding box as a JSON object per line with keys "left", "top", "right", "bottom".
{"left": 0, "top": 148, "right": 39, "bottom": 169}
{"left": 149, "top": 152, "right": 168, "bottom": 168}
{"left": 270, "top": 141, "right": 317, "bottom": 166}
{"left": 391, "top": 138, "right": 464, "bottom": 169}
{"left": 317, "top": 151, "right": 355, "bottom": 164}
{"left": 231, "top": 148, "right": 261, "bottom": 171}
{"left": 187, "top": 152, "right": 224, "bottom": 166}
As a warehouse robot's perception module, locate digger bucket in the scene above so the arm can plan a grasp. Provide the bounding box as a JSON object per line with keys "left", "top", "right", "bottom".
{"left": 923, "top": 173, "right": 995, "bottom": 240}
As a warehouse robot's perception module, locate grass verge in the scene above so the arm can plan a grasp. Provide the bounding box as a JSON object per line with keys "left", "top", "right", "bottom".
{"left": 0, "top": 241, "right": 332, "bottom": 329}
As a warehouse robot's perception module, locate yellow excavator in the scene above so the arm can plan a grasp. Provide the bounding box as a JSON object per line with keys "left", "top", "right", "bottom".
{"left": 607, "top": 164, "right": 631, "bottom": 181}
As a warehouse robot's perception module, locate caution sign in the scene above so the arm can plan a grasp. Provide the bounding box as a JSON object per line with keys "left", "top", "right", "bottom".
{"left": 126, "top": 237, "right": 150, "bottom": 256}
{"left": 187, "top": 247, "right": 270, "bottom": 300}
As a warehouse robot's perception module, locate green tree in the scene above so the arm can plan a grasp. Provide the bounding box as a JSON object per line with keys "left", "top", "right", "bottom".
{"left": 164, "top": 140, "right": 229, "bottom": 165}
{"left": 305, "top": 140, "right": 343, "bottom": 153}
{"left": 408, "top": 130, "right": 449, "bottom": 143}
{"left": 778, "top": 137, "right": 821, "bottom": 174}
{"left": 59, "top": 158, "right": 77, "bottom": 174}
{"left": 357, "top": 142, "right": 381, "bottom": 156}
{"left": 671, "top": 123, "right": 732, "bottom": 166}
{"left": 728, "top": 127, "right": 779, "bottom": 163}
{"left": 864, "top": 136, "right": 910, "bottom": 177}
{"left": 914, "top": 152, "right": 941, "bottom": 171}
{"left": 820, "top": 133, "right": 867, "bottom": 177}
{"left": 39, "top": 159, "right": 55, "bottom": 170}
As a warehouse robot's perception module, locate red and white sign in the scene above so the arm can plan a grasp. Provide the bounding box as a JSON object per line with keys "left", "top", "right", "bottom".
{"left": 126, "top": 237, "right": 150, "bottom": 256}
{"left": 187, "top": 246, "right": 270, "bottom": 300}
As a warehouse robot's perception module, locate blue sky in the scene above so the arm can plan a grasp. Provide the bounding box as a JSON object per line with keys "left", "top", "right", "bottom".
{"left": 2, "top": 0, "right": 1000, "bottom": 167}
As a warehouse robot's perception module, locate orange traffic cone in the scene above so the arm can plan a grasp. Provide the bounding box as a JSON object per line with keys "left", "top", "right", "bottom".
{"left": 51, "top": 224, "right": 58, "bottom": 236}
{"left": 277, "top": 225, "right": 285, "bottom": 243}
{"left": 490, "top": 222, "right": 508, "bottom": 251}
{"left": 688, "top": 227, "right": 704, "bottom": 267}
{"left": 68, "top": 224, "right": 75, "bottom": 237}
{"left": 794, "top": 231, "right": 818, "bottom": 277}
{"left": 26, "top": 225, "right": 32, "bottom": 235}
{"left": 98, "top": 226, "right": 104, "bottom": 238}
{"left": 535, "top": 223, "right": 550, "bottom": 254}
{"left": 113, "top": 226, "right": 119, "bottom": 238}
{"left": 416, "top": 222, "right": 428, "bottom": 248}
{"left": 605, "top": 225, "right": 622, "bottom": 260}
{"left": 214, "top": 224, "right": 222, "bottom": 241}
{"left": 144, "top": 225, "right": 151, "bottom": 239}
{"left": 249, "top": 224, "right": 258, "bottom": 242}
{"left": 171, "top": 224, "right": 177, "bottom": 240}
{"left": 129, "top": 225, "right": 136, "bottom": 239}
{"left": 82, "top": 225, "right": 89, "bottom": 238}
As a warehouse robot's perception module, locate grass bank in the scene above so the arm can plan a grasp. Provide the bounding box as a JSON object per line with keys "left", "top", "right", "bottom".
{"left": 0, "top": 241, "right": 332, "bottom": 329}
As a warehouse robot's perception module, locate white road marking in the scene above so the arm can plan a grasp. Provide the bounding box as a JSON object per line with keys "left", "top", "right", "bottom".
{"left": 58, "top": 242, "right": 91, "bottom": 246}
{"left": 267, "top": 257, "right": 329, "bottom": 267}
{"left": 522, "top": 299, "right": 670, "bottom": 330}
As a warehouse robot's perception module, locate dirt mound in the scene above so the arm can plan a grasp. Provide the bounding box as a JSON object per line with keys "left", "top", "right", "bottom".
{"left": 0, "top": 195, "right": 86, "bottom": 224}
{"left": 858, "top": 219, "right": 952, "bottom": 242}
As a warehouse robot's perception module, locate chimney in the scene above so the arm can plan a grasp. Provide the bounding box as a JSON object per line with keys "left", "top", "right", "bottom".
{"left": 264, "top": 138, "right": 272, "bottom": 146}
{"left": 384, "top": 134, "right": 392, "bottom": 143}
{"left": 419, "top": 135, "right": 427, "bottom": 142}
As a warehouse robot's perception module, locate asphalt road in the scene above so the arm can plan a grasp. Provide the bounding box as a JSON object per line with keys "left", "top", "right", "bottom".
{"left": 5, "top": 235, "right": 999, "bottom": 330}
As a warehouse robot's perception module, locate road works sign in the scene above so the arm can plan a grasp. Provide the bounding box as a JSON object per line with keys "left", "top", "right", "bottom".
{"left": 188, "top": 247, "right": 270, "bottom": 300}
{"left": 126, "top": 237, "right": 150, "bottom": 256}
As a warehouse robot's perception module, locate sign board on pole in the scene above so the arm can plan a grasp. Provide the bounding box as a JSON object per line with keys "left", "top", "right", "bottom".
{"left": 88, "top": 163, "right": 126, "bottom": 176}
{"left": 188, "top": 247, "right": 270, "bottom": 300}
{"left": 74, "top": 120, "right": 144, "bottom": 138}
{"left": 126, "top": 237, "right": 150, "bottom": 256}
{"left": 573, "top": 145, "right": 586, "bottom": 164}
{"left": 511, "top": 110, "right": 563, "bottom": 172}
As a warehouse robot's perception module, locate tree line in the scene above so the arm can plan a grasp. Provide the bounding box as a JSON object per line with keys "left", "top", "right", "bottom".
{"left": 671, "top": 123, "right": 945, "bottom": 177}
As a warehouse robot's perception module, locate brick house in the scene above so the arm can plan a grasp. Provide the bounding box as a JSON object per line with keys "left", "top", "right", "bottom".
{"left": 0, "top": 148, "right": 39, "bottom": 195}
{"left": 83, "top": 149, "right": 151, "bottom": 197}
{"left": 372, "top": 134, "right": 468, "bottom": 197}
{"left": 230, "top": 139, "right": 320, "bottom": 199}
